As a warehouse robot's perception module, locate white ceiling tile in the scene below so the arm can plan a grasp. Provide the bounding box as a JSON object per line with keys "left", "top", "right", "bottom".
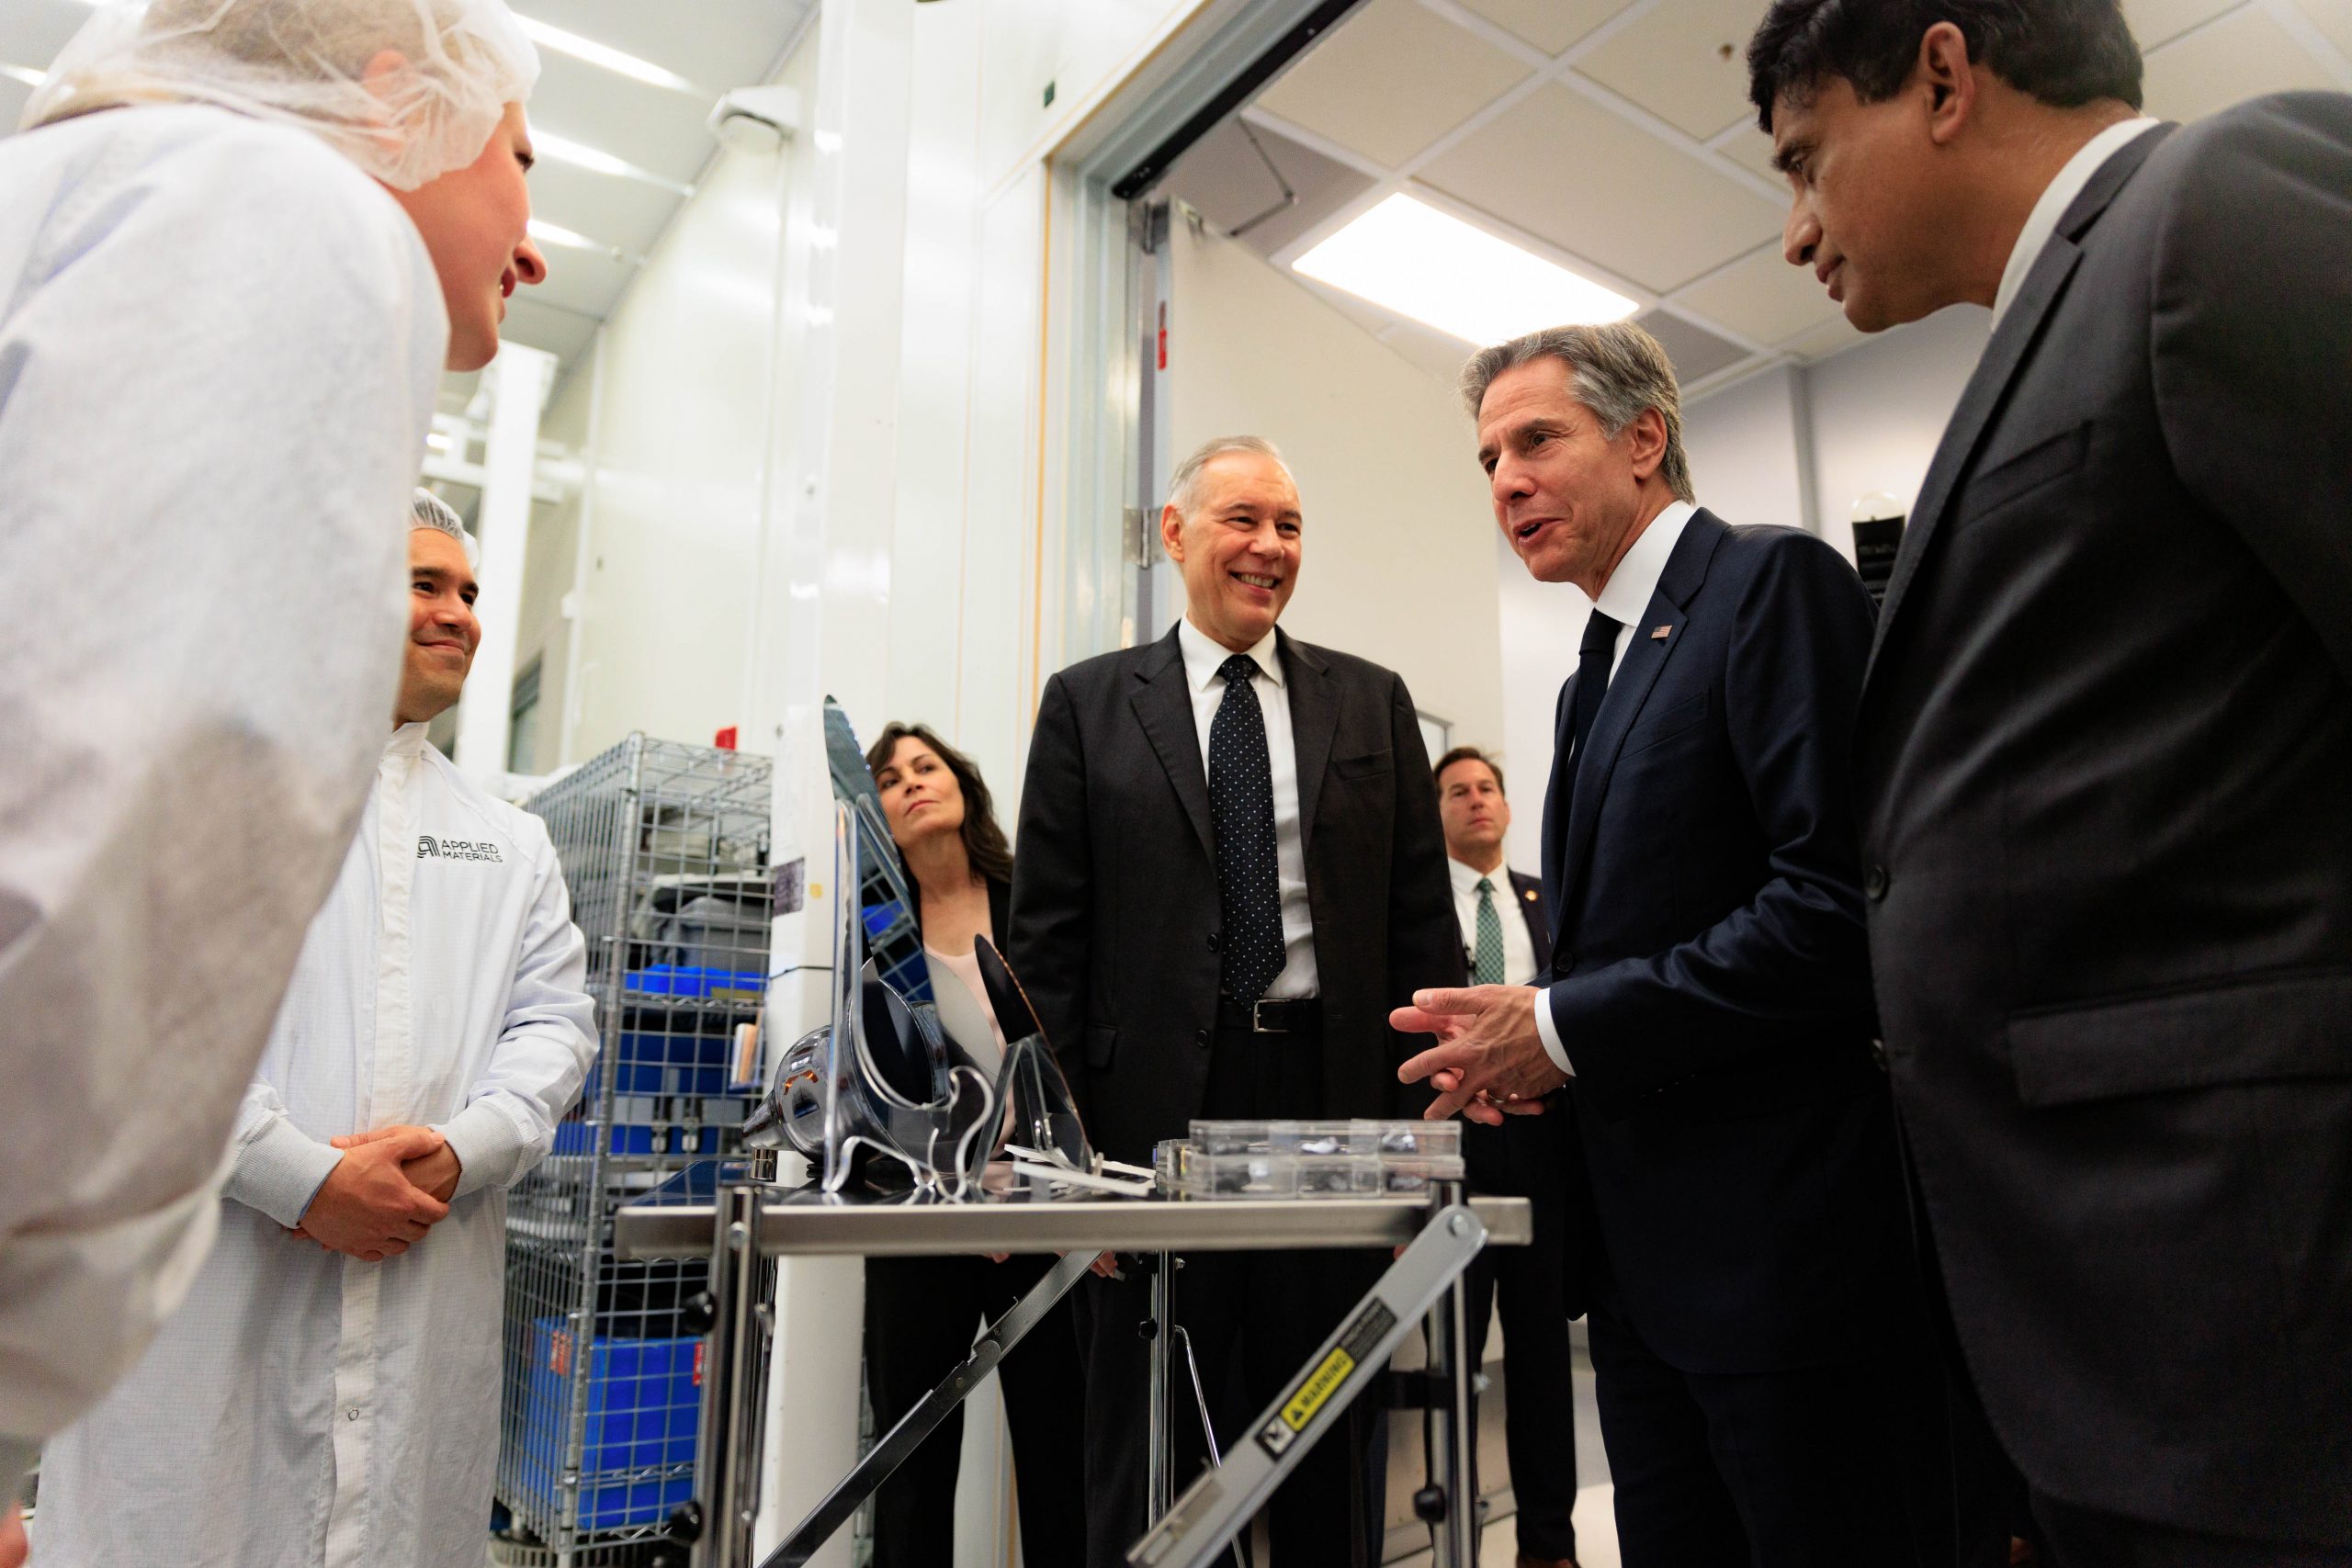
{"left": 1719, "top": 127, "right": 1783, "bottom": 182}
{"left": 1256, "top": 0, "right": 1532, "bottom": 168}
{"left": 1377, "top": 316, "right": 1486, "bottom": 389}
{"left": 527, "top": 161, "right": 685, "bottom": 261}
{"left": 2143, "top": 6, "right": 2335, "bottom": 120}
{"left": 1777, "top": 310, "right": 1866, "bottom": 363}
{"left": 2122, "top": 0, "right": 2241, "bottom": 51}
{"left": 516, "top": 1, "right": 810, "bottom": 96}
{"left": 1419, "top": 83, "right": 1785, "bottom": 291}
{"left": 1635, "top": 309, "right": 1753, "bottom": 383}
{"left": 1672, "top": 242, "right": 1841, "bottom": 345}
{"left": 2290, "top": 0, "right": 2352, "bottom": 65}
{"left": 1453, "top": 0, "right": 1624, "bottom": 56}
{"left": 1572, "top": 0, "right": 1772, "bottom": 141}
{"left": 527, "top": 242, "right": 638, "bottom": 322}
{"left": 1299, "top": 276, "right": 1417, "bottom": 340}
{"left": 499, "top": 295, "right": 599, "bottom": 367}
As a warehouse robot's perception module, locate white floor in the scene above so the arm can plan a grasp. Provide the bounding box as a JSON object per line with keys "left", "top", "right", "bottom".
{"left": 1388, "top": 1484, "right": 1619, "bottom": 1568}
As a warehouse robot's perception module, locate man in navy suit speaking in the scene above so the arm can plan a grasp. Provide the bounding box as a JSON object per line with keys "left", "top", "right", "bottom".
{"left": 1396, "top": 322, "right": 1973, "bottom": 1566}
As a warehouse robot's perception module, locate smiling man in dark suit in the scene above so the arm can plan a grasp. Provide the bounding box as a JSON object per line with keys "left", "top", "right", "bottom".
{"left": 1747, "top": 3, "right": 2352, "bottom": 1561}
{"left": 1431, "top": 744, "right": 1581, "bottom": 1568}
{"left": 1011, "top": 434, "right": 1461, "bottom": 1565}
{"left": 1395, "top": 322, "right": 1963, "bottom": 1567}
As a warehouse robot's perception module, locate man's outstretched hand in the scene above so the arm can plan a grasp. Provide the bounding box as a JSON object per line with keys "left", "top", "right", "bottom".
{"left": 1393, "top": 986, "right": 1567, "bottom": 1124}
{"left": 295, "top": 1125, "right": 450, "bottom": 1261}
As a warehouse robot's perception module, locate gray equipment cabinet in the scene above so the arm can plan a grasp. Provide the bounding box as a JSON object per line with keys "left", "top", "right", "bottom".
{"left": 494, "top": 736, "right": 775, "bottom": 1567}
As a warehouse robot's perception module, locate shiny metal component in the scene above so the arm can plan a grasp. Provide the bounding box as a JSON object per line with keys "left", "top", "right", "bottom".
{"left": 614, "top": 1194, "right": 1532, "bottom": 1262}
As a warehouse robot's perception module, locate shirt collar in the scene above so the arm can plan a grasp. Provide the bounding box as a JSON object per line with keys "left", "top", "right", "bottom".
{"left": 1992, "top": 118, "right": 2160, "bottom": 329}
{"left": 1448, "top": 855, "right": 1506, "bottom": 895}
{"left": 1178, "top": 615, "right": 1283, "bottom": 694}
{"left": 386, "top": 722, "right": 431, "bottom": 759}
{"left": 1593, "top": 499, "right": 1696, "bottom": 628}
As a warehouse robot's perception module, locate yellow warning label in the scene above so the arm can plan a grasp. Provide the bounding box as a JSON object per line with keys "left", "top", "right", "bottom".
{"left": 1280, "top": 1347, "right": 1357, "bottom": 1433}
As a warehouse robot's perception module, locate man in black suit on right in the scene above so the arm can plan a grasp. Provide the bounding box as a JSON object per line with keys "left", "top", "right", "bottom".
{"left": 1747, "top": 2, "right": 2352, "bottom": 1561}
{"left": 1396, "top": 322, "right": 1960, "bottom": 1567}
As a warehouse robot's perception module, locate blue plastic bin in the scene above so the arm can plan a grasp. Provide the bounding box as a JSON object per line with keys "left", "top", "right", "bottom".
{"left": 517, "top": 1325, "right": 691, "bottom": 1495}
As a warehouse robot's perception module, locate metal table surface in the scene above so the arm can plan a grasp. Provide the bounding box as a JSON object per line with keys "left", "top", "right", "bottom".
{"left": 613, "top": 1187, "right": 1533, "bottom": 1260}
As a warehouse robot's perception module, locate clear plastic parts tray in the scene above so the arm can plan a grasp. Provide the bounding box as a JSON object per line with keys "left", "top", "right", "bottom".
{"left": 1163, "top": 1120, "right": 1464, "bottom": 1199}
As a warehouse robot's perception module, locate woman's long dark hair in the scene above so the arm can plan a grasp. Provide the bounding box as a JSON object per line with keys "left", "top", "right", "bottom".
{"left": 865, "top": 722, "right": 1015, "bottom": 886}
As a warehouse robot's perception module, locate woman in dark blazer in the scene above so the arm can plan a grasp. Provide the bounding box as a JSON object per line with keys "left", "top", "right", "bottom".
{"left": 860, "top": 721, "right": 1085, "bottom": 1567}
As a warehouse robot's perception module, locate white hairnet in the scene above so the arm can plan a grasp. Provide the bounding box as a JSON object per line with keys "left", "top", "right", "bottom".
{"left": 24, "top": 0, "right": 538, "bottom": 191}
{"left": 410, "top": 487, "right": 479, "bottom": 568}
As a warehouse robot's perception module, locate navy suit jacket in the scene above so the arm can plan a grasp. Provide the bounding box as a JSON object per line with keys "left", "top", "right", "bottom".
{"left": 1541, "top": 508, "right": 1905, "bottom": 1371}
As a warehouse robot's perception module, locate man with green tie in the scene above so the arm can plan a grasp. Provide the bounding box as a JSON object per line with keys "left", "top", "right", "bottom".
{"left": 1432, "top": 747, "right": 1582, "bottom": 1568}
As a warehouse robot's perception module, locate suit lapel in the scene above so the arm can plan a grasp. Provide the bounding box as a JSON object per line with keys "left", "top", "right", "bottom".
{"left": 1129, "top": 626, "right": 1215, "bottom": 863}
{"left": 1282, "top": 631, "right": 1338, "bottom": 852}
{"left": 1540, "top": 674, "right": 1574, "bottom": 920}
{"left": 1557, "top": 512, "right": 1726, "bottom": 927}
{"left": 1867, "top": 125, "right": 2176, "bottom": 671}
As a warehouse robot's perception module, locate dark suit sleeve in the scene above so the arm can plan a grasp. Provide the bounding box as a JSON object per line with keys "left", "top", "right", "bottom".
{"left": 1385, "top": 675, "right": 1468, "bottom": 1091}
{"left": 1008, "top": 672, "right": 1092, "bottom": 1111}
{"left": 2154, "top": 94, "right": 2352, "bottom": 686}
{"left": 1545, "top": 536, "right": 1877, "bottom": 1098}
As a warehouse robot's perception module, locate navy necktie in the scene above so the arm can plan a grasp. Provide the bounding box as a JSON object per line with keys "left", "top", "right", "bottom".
{"left": 1563, "top": 610, "right": 1623, "bottom": 798}
{"left": 1208, "top": 653, "right": 1285, "bottom": 1004}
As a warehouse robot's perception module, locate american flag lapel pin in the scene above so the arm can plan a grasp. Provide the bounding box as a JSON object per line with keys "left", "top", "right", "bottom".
{"left": 1651, "top": 624, "right": 1672, "bottom": 640}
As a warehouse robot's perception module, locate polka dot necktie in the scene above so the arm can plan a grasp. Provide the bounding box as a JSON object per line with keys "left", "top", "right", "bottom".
{"left": 1210, "top": 653, "right": 1285, "bottom": 1005}
{"left": 1474, "top": 876, "right": 1504, "bottom": 986}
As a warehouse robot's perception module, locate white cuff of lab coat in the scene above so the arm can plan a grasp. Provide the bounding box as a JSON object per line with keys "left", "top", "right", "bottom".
{"left": 437, "top": 1099, "right": 530, "bottom": 1201}
{"left": 1532, "top": 985, "right": 1574, "bottom": 1077}
{"left": 225, "top": 1117, "right": 345, "bottom": 1228}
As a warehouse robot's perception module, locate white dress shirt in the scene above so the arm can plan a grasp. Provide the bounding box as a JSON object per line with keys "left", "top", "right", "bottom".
{"left": 1177, "top": 616, "right": 1318, "bottom": 998}
{"left": 1992, "top": 118, "right": 2161, "bottom": 328}
{"left": 0, "top": 105, "right": 445, "bottom": 1495}
{"left": 34, "top": 728, "right": 597, "bottom": 1568}
{"left": 1450, "top": 856, "right": 1539, "bottom": 988}
{"left": 1533, "top": 499, "right": 1698, "bottom": 1073}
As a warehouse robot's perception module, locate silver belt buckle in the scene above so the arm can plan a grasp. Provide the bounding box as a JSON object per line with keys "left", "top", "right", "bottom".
{"left": 1250, "top": 998, "right": 1287, "bottom": 1033}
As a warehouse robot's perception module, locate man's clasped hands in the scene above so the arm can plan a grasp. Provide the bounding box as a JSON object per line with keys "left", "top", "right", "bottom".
{"left": 288, "top": 1125, "right": 462, "bottom": 1262}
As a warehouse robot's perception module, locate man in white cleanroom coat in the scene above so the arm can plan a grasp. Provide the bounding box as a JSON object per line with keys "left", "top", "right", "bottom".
{"left": 0, "top": 0, "right": 548, "bottom": 1525}
{"left": 33, "top": 495, "right": 597, "bottom": 1568}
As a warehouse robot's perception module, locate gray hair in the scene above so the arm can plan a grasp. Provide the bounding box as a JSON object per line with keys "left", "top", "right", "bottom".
{"left": 409, "top": 488, "right": 480, "bottom": 568}
{"left": 1165, "top": 435, "right": 1296, "bottom": 517}
{"left": 1458, "top": 323, "right": 1696, "bottom": 504}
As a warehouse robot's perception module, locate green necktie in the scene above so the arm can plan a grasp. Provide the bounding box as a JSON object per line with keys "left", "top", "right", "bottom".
{"left": 1474, "top": 876, "right": 1504, "bottom": 986}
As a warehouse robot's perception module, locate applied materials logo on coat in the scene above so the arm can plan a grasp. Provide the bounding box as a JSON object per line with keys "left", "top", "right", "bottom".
{"left": 417, "top": 834, "right": 503, "bottom": 863}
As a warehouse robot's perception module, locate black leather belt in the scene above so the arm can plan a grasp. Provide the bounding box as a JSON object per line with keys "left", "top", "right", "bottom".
{"left": 1215, "top": 996, "right": 1322, "bottom": 1033}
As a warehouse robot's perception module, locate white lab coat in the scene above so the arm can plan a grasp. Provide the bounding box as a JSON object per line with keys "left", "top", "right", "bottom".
{"left": 0, "top": 102, "right": 447, "bottom": 1491}
{"left": 34, "top": 726, "right": 597, "bottom": 1568}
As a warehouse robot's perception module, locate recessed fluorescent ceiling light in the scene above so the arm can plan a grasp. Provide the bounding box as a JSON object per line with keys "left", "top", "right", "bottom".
{"left": 1293, "top": 194, "right": 1638, "bottom": 344}
{"left": 533, "top": 130, "right": 693, "bottom": 195}
{"left": 0, "top": 63, "right": 44, "bottom": 89}
{"left": 528, "top": 218, "right": 614, "bottom": 256}
{"left": 512, "top": 15, "right": 698, "bottom": 95}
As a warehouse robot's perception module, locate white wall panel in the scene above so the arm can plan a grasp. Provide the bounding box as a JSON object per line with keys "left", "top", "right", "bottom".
{"left": 538, "top": 129, "right": 794, "bottom": 764}
{"left": 959, "top": 164, "right": 1051, "bottom": 799}
{"left": 1166, "top": 214, "right": 1507, "bottom": 773}
{"left": 978, "top": 0, "right": 1212, "bottom": 190}
{"left": 1802, "top": 304, "right": 1986, "bottom": 553}
{"left": 1680, "top": 365, "right": 1809, "bottom": 534}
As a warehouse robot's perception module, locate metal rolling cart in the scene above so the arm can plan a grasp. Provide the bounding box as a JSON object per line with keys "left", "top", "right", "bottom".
{"left": 615, "top": 1181, "right": 1532, "bottom": 1568}
{"left": 496, "top": 736, "right": 775, "bottom": 1567}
